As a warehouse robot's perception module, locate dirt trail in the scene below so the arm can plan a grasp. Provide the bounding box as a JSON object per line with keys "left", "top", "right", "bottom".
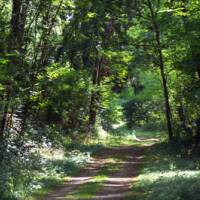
{"left": 43, "top": 145, "right": 146, "bottom": 200}
{"left": 91, "top": 146, "right": 145, "bottom": 200}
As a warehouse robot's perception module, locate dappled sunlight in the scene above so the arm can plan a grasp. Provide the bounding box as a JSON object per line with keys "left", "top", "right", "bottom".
{"left": 97, "top": 126, "right": 109, "bottom": 139}
{"left": 138, "top": 170, "right": 200, "bottom": 183}
{"left": 129, "top": 142, "right": 200, "bottom": 200}
{"left": 40, "top": 148, "right": 65, "bottom": 160}
{"left": 112, "top": 122, "right": 126, "bottom": 129}
{"left": 131, "top": 171, "right": 200, "bottom": 200}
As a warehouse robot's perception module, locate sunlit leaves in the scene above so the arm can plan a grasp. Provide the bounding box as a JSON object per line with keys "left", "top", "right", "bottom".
{"left": 127, "top": 25, "right": 149, "bottom": 40}
{"left": 47, "top": 63, "right": 72, "bottom": 80}
{"left": 0, "top": 58, "right": 9, "bottom": 65}
{"left": 0, "top": 83, "right": 5, "bottom": 92}
{"left": 86, "top": 12, "right": 97, "bottom": 19}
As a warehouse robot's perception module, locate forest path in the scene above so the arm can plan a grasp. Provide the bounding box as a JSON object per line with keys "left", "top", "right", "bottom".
{"left": 90, "top": 146, "right": 145, "bottom": 200}
{"left": 43, "top": 144, "right": 148, "bottom": 200}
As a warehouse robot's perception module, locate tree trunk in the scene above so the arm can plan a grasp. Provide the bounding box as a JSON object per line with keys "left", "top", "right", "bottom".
{"left": 0, "top": 101, "right": 9, "bottom": 137}
{"left": 89, "top": 93, "right": 99, "bottom": 125}
{"left": 158, "top": 56, "right": 174, "bottom": 141}
{"left": 10, "top": 0, "right": 29, "bottom": 50}
{"left": 177, "top": 101, "right": 193, "bottom": 138}
{"left": 147, "top": 0, "right": 174, "bottom": 141}
{"left": 195, "top": 117, "right": 200, "bottom": 146}
{"left": 89, "top": 57, "right": 103, "bottom": 126}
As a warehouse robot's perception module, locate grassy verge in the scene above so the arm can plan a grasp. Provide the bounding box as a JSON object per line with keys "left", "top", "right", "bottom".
{"left": 24, "top": 149, "right": 91, "bottom": 200}
{"left": 129, "top": 142, "right": 200, "bottom": 200}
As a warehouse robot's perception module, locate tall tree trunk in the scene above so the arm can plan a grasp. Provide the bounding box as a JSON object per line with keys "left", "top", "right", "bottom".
{"left": 147, "top": 0, "right": 174, "bottom": 141}
{"left": 197, "top": 69, "right": 200, "bottom": 79}
{"left": 195, "top": 117, "right": 200, "bottom": 146}
{"left": 0, "top": 95, "right": 9, "bottom": 166}
{"left": 0, "top": 99, "right": 9, "bottom": 137}
{"left": 177, "top": 99, "right": 193, "bottom": 138}
{"left": 10, "top": 0, "right": 29, "bottom": 50}
{"left": 89, "top": 93, "right": 99, "bottom": 126}
{"left": 158, "top": 52, "right": 174, "bottom": 141}
{"left": 89, "top": 57, "right": 103, "bottom": 126}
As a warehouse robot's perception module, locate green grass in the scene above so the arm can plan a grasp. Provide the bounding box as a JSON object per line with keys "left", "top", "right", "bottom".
{"left": 128, "top": 142, "right": 200, "bottom": 200}
{"left": 135, "top": 129, "right": 164, "bottom": 139}
{"left": 66, "top": 175, "right": 107, "bottom": 199}
{"left": 101, "top": 124, "right": 163, "bottom": 147}
{"left": 103, "top": 134, "right": 139, "bottom": 146}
